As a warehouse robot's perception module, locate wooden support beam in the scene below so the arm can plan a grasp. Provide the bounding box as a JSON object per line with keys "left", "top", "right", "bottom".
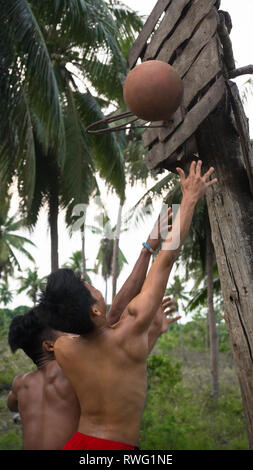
{"left": 228, "top": 80, "right": 253, "bottom": 196}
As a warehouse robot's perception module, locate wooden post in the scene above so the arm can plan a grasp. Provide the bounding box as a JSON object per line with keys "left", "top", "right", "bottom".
{"left": 128, "top": 0, "right": 253, "bottom": 446}
{"left": 196, "top": 90, "right": 253, "bottom": 448}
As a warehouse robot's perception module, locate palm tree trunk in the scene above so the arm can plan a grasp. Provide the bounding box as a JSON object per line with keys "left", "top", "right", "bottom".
{"left": 81, "top": 206, "right": 87, "bottom": 280}
{"left": 111, "top": 200, "right": 123, "bottom": 301}
{"left": 205, "top": 214, "right": 219, "bottom": 397}
{"left": 105, "top": 276, "right": 108, "bottom": 304}
{"left": 33, "top": 290, "right": 37, "bottom": 307}
{"left": 49, "top": 186, "right": 59, "bottom": 273}
{"left": 178, "top": 300, "right": 187, "bottom": 363}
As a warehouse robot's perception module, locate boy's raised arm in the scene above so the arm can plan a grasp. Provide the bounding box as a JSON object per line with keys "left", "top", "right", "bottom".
{"left": 107, "top": 208, "right": 172, "bottom": 325}
{"left": 126, "top": 160, "right": 217, "bottom": 332}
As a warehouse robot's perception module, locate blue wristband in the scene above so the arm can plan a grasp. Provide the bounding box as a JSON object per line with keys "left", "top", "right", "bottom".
{"left": 142, "top": 242, "right": 155, "bottom": 254}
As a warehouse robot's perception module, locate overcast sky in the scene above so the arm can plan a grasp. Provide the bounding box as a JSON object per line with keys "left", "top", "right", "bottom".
{"left": 5, "top": 0, "right": 253, "bottom": 316}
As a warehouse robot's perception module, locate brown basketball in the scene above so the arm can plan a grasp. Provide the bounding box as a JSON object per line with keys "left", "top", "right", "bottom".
{"left": 123, "top": 60, "right": 183, "bottom": 122}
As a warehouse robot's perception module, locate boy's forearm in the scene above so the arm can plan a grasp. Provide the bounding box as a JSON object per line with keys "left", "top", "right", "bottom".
{"left": 160, "top": 195, "right": 196, "bottom": 265}
{"left": 107, "top": 248, "right": 152, "bottom": 324}
{"left": 142, "top": 196, "right": 196, "bottom": 289}
{"left": 148, "top": 322, "right": 162, "bottom": 354}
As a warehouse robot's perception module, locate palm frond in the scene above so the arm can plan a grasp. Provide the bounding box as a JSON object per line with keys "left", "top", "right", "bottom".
{"left": 75, "top": 90, "right": 125, "bottom": 199}
{"left": 1, "top": 0, "right": 64, "bottom": 151}
{"left": 107, "top": 0, "right": 144, "bottom": 39}
{"left": 187, "top": 278, "right": 221, "bottom": 312}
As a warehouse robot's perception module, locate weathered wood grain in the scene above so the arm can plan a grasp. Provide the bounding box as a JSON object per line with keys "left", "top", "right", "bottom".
{"left": 173, "top": 8, "right": 218, "bottom": 77}
{"left": 183, "top": 37, "right": 221, "bottom": 105}
{"left": 142, "top": 107, "right": 183, "bottom": 148}
{"left": 228, "top": 81, "right": 253, "bottom": 196}
{"left": 196, "top": 96, "right": 253, "bottom": 448}
{"left": 144, "top": 0, "right": 191, "bottom": 60}
{"left": 143, "top": 36, "right": 221, "bottom": 147}
{"left": 128, "top": 0, "right": 172, "bottom": 68}
{"left": 145, "top": 76, "right": 225, "bottom": 169}
{"left": 157, "top": 0, "right": 216, "bottom": 64}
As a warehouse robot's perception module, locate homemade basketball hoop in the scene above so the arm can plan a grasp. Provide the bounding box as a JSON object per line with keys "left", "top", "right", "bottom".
{"left": 86, "top": 61, "right": 183, "bottom": 135}
{"left": 85, "top": 110, "right": 165, "bottom": 135}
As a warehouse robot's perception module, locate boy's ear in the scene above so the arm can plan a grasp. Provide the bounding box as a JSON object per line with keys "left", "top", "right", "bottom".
{"left": 90, "top": 304, "right": 102, "bottom": 318}
{"left": 42, "top": 340, "right": 55, "bottom": 353}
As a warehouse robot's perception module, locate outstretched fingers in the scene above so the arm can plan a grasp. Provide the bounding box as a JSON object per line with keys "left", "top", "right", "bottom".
{"left": 206, "top": 178, "right": 218, "bottom": 187}
{"left": 196, "top": 160, "right": 202, "bottom": 176}
{"left": 162, "top": 296, "right": 173, "bottom": 307}
{"left": 167, "top": 315, "right": 182, "bottom": 325}
{"left": 189, "top": 160, "right": 197, "bottom": 175}
{"left": 203, "top": 166, "right": 215, "bottom": 180}
{"left": 203, "top": 166, "right": 218, "bottom": 187}
{"left": 176, "top": 166, "right": 185, "bottom": 181}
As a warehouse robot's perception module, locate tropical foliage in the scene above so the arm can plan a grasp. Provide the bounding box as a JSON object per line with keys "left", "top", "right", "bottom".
{"left": 0, "top": 0, "right": 143, "bottom": 271}
{"left": 17, "top": 268, "right": 45, "bottom": 306}
{"left": 0, "top": 198, "right": 35, "bottom": 282}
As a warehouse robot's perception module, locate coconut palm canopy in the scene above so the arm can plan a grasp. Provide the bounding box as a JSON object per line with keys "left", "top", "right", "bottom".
{"left": 0, "top": 0, "right": 143, "bottom": 270}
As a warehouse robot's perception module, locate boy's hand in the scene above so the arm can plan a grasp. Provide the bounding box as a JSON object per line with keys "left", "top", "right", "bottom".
{"left": 160, "top": 296, "right": 181, "bottom": 334}
{"left": 146, "top": 207, "right": 173, "bottom": 251}
{"left": 176, "top": 160, "right": 218, "bottom": 203}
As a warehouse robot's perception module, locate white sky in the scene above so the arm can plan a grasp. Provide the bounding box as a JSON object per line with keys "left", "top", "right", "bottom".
{"left": 4, "top": 0, "right": 253, "bottom": 320}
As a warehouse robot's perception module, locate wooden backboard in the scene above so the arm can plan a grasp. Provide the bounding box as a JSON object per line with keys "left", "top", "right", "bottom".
{"left": 128, "top": 0, "right": 226, "bottom": 172}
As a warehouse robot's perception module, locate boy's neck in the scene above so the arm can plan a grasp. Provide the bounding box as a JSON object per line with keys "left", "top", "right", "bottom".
{"left": 36, "top": 353, "right": 54, "bottom": 369}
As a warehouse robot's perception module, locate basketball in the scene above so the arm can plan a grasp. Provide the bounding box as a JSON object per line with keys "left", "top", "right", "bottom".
{"left": 123, "top": 60, "right": 183, "bottom": 122}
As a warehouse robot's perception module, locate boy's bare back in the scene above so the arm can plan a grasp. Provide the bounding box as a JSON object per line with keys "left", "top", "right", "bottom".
{"left": 9, "top": 361, "right": 80, "bottom": 450}
{"left": 55, "top": 318, "right": 149, "bottom": 447}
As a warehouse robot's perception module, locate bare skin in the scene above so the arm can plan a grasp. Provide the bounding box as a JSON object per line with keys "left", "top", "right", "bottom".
{"left": 55, "top": 160, "right": 217, "bottom": 447}
{"left": 7, "top": 213, "right": 174, "bottom": 450}
{"left": 7, "top": 350, "right": 80, "bottom": 450}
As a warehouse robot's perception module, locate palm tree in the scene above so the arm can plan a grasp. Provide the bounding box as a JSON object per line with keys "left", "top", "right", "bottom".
{"left": 0, "top": 198, "right": 35, "bottom": 281}
{"left": 62, "top": 250, "right": 94, "bottom": 283}
{"left": 91, "top": 211, "right": 128, "bottom": 303}
{"left": 17, "top": 267, "right": 45, "bottom": 306}
{"left": 0, "top": 0, "right": 143, "bottom": 271}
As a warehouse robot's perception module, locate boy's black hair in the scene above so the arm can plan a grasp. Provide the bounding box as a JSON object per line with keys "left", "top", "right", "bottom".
{"left": 8, "top": 306, "right": 57, "bottom": 365}
{"left": 39, "top": 268, "right": 96, "bottom": 335}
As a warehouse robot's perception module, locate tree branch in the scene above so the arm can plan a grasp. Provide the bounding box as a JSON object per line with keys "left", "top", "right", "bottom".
{"left": 229, "top": 65, "right": 253, "bottom": 79}
{"left": 218, "top": 11, "right": 235, "bottom": 71}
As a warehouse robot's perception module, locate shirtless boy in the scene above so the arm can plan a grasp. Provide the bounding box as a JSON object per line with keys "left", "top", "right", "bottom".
{"left": 7, "top": 307, "right": 81, "bottom": 450}
{"left": 7, "top": 212, "right": 178, "bottom": 450}
{"left": 42, "top": 161, "right": 217, "bottom": 450}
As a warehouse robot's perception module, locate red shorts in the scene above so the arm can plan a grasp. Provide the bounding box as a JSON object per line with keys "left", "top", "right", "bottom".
{"left": 63, "top": 432, "right": 137, "bottom": 450}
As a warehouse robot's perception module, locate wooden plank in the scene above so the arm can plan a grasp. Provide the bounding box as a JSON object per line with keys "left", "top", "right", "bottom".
{"left": 158, "top": 103, "right": 185, "bottom": 142}
{"left": 142, "top": 36, "right": 221, "bottom": 147}
{"left": 142, "top": 127, "right": 161, "bottom": 148}
{"left": 128, "top": 0, "right": 172, "bottom": 68}
{"left": 142, "top": 9, "right": 218, "bottom": 147}
{"left": 157, "top": 0, "right": 216, "bottom": 64}
{"left": 183, "top": 37, "right": 221, "bottom": 106}
{"left": 144, "top": 0, "right": 191, "bottom": 60}
{"left": 173, "top": 8, "right": 218, "bottom": 77}
{"left": 145, "top": 76, "right": 225, "bottom": 169}
{"left": 142, "top": 107, "right": 183, "bottom": 148}
{"left": 228, "top": 81, "right": 253, "bottom": 196}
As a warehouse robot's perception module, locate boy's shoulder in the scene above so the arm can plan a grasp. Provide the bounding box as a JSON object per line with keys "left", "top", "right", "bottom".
{"left": 12, "top": 370, "right": 38, "bottom": 390}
